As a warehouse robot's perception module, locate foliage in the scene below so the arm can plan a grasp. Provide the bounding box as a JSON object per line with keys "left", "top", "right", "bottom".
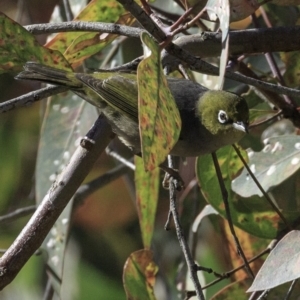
{"left": 0, "top": 0, "right": 300, "bottom": 299}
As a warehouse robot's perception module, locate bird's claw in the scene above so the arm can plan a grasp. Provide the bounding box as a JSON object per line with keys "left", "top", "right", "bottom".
{"left": 162, "top": 168, "right": 185, "bottom": 191}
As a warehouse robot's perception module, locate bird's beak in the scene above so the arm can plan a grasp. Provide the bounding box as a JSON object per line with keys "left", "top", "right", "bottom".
{"left": 233, "top": 121, "right": 249, "bottom": 133}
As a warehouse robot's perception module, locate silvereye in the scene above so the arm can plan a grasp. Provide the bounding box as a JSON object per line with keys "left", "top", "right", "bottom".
{"left": 16, "top": 62, "right": 249, "bottom": 156}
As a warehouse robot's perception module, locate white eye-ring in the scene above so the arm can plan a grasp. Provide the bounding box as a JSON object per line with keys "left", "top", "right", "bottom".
{"left": 218, "top": 110, "right": 228, "bottom": 124}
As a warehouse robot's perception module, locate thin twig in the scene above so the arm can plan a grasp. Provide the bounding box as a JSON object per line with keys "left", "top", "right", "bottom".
{"left": 256, "top": 289, "right": 269, "bottom": 300}
{"left": 252, "top": 11, "right": 298, "bottom": 110}
{"left": 105, "top": 147, "right": 135, "bottom": 170}
{"left": 232, "top": 144, "right": 291, "bottom": 230}
{"left": 201, "top": 242, "right": 274, "bottom": 290}
{"left": 97, "top": 56, "right": 142, "bottom": 72}
{"left": 178, "top": 44, "right": 300, "bottom": 99}
{"left": 284, "top": 279, "right": 298, "bottom": 300}
{"left": 0, "top": 86, "right": 68, "bottom": 113}
{"left": 0, "top": 206, "right": 36, "bottom": 224}
{"left": 168, "top": 156, "right": 205, "bottom": 300}
{"left": 195, "top": 265, "right": 223, "bottom": 278}
{"left": 211, "top": 152, "right": 254, "bottom": 279}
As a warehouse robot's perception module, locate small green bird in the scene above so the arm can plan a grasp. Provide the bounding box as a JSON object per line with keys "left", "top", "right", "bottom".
{"left": 16, "top": 62, "right": 249, "bottom": 157}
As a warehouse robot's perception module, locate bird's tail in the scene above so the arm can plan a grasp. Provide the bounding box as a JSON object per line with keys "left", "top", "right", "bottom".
{"left": 15, "top": 62, "right": 81, "bottom": 88}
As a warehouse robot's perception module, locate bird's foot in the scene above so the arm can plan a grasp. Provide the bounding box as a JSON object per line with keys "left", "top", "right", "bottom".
{"left": 161, "top": 167, "right": 185, "bottom": 191}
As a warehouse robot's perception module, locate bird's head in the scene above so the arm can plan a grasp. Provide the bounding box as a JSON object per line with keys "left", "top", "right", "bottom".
{"left": 197, "top": 90, "right": 249, "bottom": 138}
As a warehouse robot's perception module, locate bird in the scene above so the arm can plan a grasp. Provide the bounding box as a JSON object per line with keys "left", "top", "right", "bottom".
{"left": 16, "top": 62, "right": 249, "bottom": 158}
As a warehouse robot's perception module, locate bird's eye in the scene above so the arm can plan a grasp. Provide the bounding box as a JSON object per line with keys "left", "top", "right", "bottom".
{"left": 218, "top": 110, "right": 228, "bottom": 124}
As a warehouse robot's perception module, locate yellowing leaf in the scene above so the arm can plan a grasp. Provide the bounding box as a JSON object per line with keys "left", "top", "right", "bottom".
{"left": 135, "top": 156, "right": 159, "bottom": 249}
{"left": 137, "top": 32, "right": 181, "bottom": 171}
{"left": 45, "top": 0, "right": 133, "bottom": 65}
{"left": 0, "top": 12, "right": 69, "bottom": 73}
{"left": 123, "top": 249, "right": 158, "bottom": 300}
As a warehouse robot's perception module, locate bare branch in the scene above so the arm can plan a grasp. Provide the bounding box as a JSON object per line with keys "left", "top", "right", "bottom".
{"left": 163, "top": 26, "right": 300, "bottom": 61}
{"left": 0, "top": 86, "right": 68, "bottom": 113}
{"left": 25, "top": 21, "right": 142, "bottom": 38}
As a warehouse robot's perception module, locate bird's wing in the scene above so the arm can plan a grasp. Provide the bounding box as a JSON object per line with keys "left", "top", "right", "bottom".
{"left": 76, "top": 73, "right": 138, "bottom": 121}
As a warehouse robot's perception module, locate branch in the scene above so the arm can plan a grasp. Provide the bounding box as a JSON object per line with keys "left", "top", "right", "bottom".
{"left": 116, "top": 0, "right": 166, "bottom": 41}
{"left": 162, "top": 26, "right": 300, "bottom": 62}
{"left": 0, "top": 86, "right": 68, "bottom": 113}
{"left": 25, "top": 21, "right": 142, "bottom": 38}
{"left": 0, "top": 206, "right": 36, "bottom": 224}
{"left": 167, "top": 42, "right": 300, "bottom": 98}
{"left": 0, "top": 115, "right": 113, "bottom": 290}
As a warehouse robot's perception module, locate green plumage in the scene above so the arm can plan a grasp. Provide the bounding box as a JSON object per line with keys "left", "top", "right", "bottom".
{"left": 16, "top": 62, "right": 249, "bottom": 156}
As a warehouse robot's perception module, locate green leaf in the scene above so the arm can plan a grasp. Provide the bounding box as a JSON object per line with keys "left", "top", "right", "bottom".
{"left": 0, "top": 12, "right": 69, "bottom": 73}
{"left": 196, "top": 145, "right": 298, "bottom": 239}
{"left": 232, "top": 135, "right": 300, "bottom": 198}
{"left": 123, "top": 249, "right": 158, "bottom": 300}
{"left": 135, "top": 157, "right": 159, "bottom": 249}
{"left": 137, "top": 32, "right": 181, "bottom": 171}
